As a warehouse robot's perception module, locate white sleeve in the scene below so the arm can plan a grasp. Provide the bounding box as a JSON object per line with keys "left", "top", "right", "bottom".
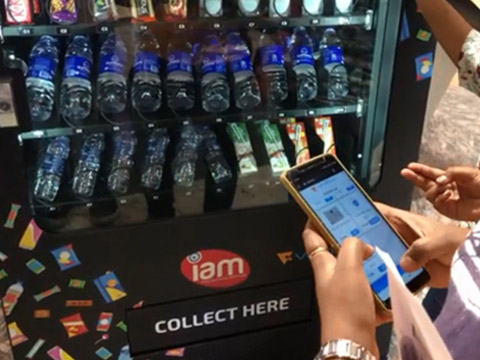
{"left": 458, "top": 29, "right": 480, "bottom": 96}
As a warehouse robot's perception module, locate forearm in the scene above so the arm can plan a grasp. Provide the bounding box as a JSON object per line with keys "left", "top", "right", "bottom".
{"left": 416, "top": 0, "right": 472, "bottom": 64}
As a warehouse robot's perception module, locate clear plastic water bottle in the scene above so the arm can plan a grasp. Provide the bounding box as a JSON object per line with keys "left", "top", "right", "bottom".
{"left": 72, "top": 133, "right": 105, "bottom": 198}
{"left": 97, "top": 33, "right": 128, "bottom": 114}
{"left": 259, "top": 30, "right": 288, "bottom": 104}
{"left": 108, "top": 131, "right": 137, "bottom": 195}
{"left": 34, "top": 136, "right": 70, "bottom": 203}
{"left": 132, "top": 31, "right": 163, "bottom": 114}
{"left": 60, "top": 35, "right": 93, "bottom": 124}
{"left": 200, "top": 34, "right": 230, "bottom": 113}
{"left": 26, "top": 35, "right": 59, "bottom": 122}
{"left": 320, "top": 28, "right": 349, "bottom": 100}
{"left": 226, "top": 32, "right": 261, "bottom": 109}
{"left": 173, "top": 126, "right": 202, "bottom": 187}
{"left": 142, "top": 128, "right": 170, "bottom": 191}
{"left": 166, "top": 33, "right": 195, "bottom": 112}
{"left": 200, "top": 126, "right": 232, "bottom": 184}
{"left": 335, "top": 0, "right": 354, "bottom": 14}
{"left": 290, "top": 27, "right": 318, "bottom": 102}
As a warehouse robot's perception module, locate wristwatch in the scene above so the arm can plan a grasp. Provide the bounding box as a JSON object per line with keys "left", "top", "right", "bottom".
{"left": 315, "top": 339, "right": 376, "bottom": 360}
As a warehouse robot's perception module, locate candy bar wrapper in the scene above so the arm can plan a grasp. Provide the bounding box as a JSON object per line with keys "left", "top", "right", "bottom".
{"left": 131, "top": 0, "right": 156, "bottom": 22}
{"left": 94, "top": 0, "right": 119, "bottom": 21}
{"left": 4, "top": 0, "right": 32, "bottom": 24}
{"left": 164, "top": 0, "right": 187, "bottom": 20}
{"left": 49, "top": 0, "right": 78, "bottom": 24}
{"left": 286, "top": 119, "right": 310, "bottom": 165}
{"left": 227, "top": 123, "right": 258, "bottom": 176}
{"left": 257, "top": 121, "right": 290, "bottom": 176}
{"left": 314, "top": 117, "right": 336, "bottom": 155}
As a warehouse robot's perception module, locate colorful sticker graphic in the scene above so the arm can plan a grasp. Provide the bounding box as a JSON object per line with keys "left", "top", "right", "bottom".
{"left": 415, "top": 52, "right": 434, "bottom": 81}
{"left": 26, "top": 338, "right": 46, "bottom": 359}
{"left": 47, "top": 345, "right": 76, "bottom": 360}
{"left": 166, "top": 348, "right": 186, "bottom": 357}
{"left": 118, "top": 345, "right": 132, "bottom": 360}
{"left": 0, "top": 251, "right": 8, "bottom": 261}
{"left": 69, "top": 279, "right": 86, "bottom": 289}
{"left": 19, "top": 219, "right": 43, "bottom": 250}
{"left": 94, "top": 272, "right": 127, "bottom": 303}
{"left": 60, "top": 313, "right": 88, "bottom": 338}
{"left": 34, "top": 285, "right": 61, "bottom": 302}
{"left": 26, "top": 258, "right": 46, "bottom": 274}
{"left": 417, "top": 29, "right": 432, "bottom": 42}
{"left": 3, "top": 282, "right": 24, "bottom": 316}
{"left": 0, "top": 269, "right": 8, "bottom": 279}
{"left": 116, "top": 321, "right": 127, "bottom": 332}
{"left": 96, "top": 347, "right": 113, "bottom": 359}
{"left": 4, "top": 203, "right": 21, "bottom": 229}
{"left": 97, "top": 312, "right": 113, "bottom": 332}
{"left": 66, "top": 300, "right": 93, "bottom": 307}
{"left": 34, "top": 309, "right": 51, "bottom": 318}
{"left": 8, "top": 322, "right": 28, "bottom": 346}
{"left": 51, "top": 244, "right": 81, "bottom": 271}
{"left": 400, "top": 12, "right": 410, "bottom": 41}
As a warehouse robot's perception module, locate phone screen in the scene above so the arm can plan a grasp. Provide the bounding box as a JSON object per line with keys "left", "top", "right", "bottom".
{"left": 288, "top": 158, "right": 424, "bottom": 302}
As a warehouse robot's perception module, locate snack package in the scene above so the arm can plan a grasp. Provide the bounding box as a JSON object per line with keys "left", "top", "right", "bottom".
{"left": 314, "top": 116, "right": 336, "bottom": 154}
{"left": 93, "top": 0, "right": 118, "bottom": 21}
{"left": 130, "top": 0, "right": 156, "bottom": 22}
{"left": 4, "top": 0, "right": 32, "bottom": 24}
{"left": 227, "top": 123, "right": 258, "bottom": 176}
{"left": 49, "top": 0, "right": 78, "bottom": 24}
{"left": 164, "top": 0, "right": 187, "bottom": 20}
{"left": 257, "top": 120, "right": 290, "bottom": 175}
{"left": 286, "top": 119, "right": 310, "bottom": 165}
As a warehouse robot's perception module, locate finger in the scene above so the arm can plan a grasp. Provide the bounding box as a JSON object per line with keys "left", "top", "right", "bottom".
{"left": 424, "top": 183, "right": 448, "bottom": 204}
{"left": 434, "top": 189, "right": 453, "bottom": 206}
{"left": 401, "top": 168, "right": 434, "bottom": 192}
{"left": 336, "top": 237, "right": 374, "bottom": 272}
{"left": 400, "top": 237, "right": 445, "bottom": 272}
{"left": 302, "top": 224, "right": 336, "bottom": 289}
{"left": 442, "top": 166, "right": 480, "bottom": 185}
{"left": 407, "top": 163, "right": 445, "bottom": 180}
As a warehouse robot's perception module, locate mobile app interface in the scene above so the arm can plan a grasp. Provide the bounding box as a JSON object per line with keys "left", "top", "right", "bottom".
{"left": 300, "top": 171, "right": 422, "bottom": 301}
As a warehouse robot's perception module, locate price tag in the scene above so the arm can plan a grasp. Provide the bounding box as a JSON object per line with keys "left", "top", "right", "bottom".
{"left": 246, "top": 115, "right": 254, "bottom": 121}
{"left": 49, "top": 207, "right": 56, "bottom": 212}
{"left": 86, "top": 203, "right": 93, "bottom": 208}
{"left": 182, "top": 120, "right": 190, "bottom": 126}
{"left": 113, "top": 126, "right": 120, "bottom": 131}
{"left": 177, "top": 23, "right": 186, "bottom": 30}
{"left": 57, "top": 27, "right": 70, "bottom": 35}
{"left": 278, "top": 112, "right": 286, "bottom": 118}
{"left": 147, "top": 123, "right": 155, "bottom": 128}
{"left": 186, "top": 191, "right": 192, "bottom": 196}
{"left": 152, "top": 195, "right": 159, "bottom": 200}
{"left": 334, "top": 107, "right": 346, "bottom": 114}
{"left": 120, "top": 199, "right": 127, "bottom": 205}
{"left": 215, "top": 118, "right": 223, "bottom": 123}
{"left": 99, "top": 25, "right": 111, "bottom": 33}
{"left": 213, "top": 23, "right": 221, "bottom": 29}
{"left": 19, "top": 27, "right": 33, "bottom": 35}
{"left": 307, "top": 110, "right": 316, "bottom": 116}
{"left": 311, "top": 19, "right": 319, "bottom": 25}
{"left": 339, "top": 17, "right": 350, "bottom": 25}
{"left": 248, "top": 22, "right": 256, "bottom": 28}
{"left": 139, "top": 24, "right": 148, "bottom": 31}
{"left": 75, "top": 128, "right": 83, "bottom": 134}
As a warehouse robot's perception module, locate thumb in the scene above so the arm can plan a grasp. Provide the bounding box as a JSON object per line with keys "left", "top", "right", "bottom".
{"left": 336, "top": 237, "right": 374, "bottom": 271}
{"left": 438, "top": 166, "right": 480, "bottom": 185}
{"left": 400, "top": 237, "right": 440, "bottom": 271}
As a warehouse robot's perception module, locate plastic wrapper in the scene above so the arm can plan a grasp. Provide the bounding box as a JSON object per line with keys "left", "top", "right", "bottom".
{"left": 314, "top": 116, "right": 336, "bottom": 154}
{"left": 130, "top": 0, "right": 156, "bottom": 23}
{"left": 173, "top": 126, "right": 202, "bottom": 187}
{"left": 93, "top": 0, "right": 118, "bottom": 21}
{"left": 227, "top": 123, "right": 258, "bottom": 176}
{"left": 164, "top": 0, "right": 187, "bottom": 20}
{"left": 257, "top": 120, "right": 290, "bottom": 175}
{"left": 4, "top": 0, "right": 32, "bottom": 24}
{"left": 142, "top": 128, "right": 170, "bottom": 191}
{"left": 286, "top": 119, "right": 310, "bottom": 164}
{"left": 49, "top": 0, "right": 78, "bottom": 24}
{"left": 200, "top": 127, "right": 232, "bottom": 184}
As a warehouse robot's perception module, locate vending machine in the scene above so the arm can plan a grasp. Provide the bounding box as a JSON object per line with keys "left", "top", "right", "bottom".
{"left": 0, "top": 0, "right": 435, "bottom": 359}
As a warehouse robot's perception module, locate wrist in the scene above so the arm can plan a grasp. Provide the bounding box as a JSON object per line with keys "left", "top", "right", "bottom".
{"left": 321, "top": 321, "right": 378, "bottom": 358}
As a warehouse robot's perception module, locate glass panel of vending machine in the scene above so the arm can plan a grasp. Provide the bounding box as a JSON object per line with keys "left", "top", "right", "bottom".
{"left": 0, "top": 0, "right": 394, "bottom": 234}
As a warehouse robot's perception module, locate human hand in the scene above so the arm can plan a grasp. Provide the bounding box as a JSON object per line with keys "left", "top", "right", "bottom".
{"left": 401, "top": 162, "right": 480, "bottom": 221}
{"left": 303, "top": 222, "right": 383, "bottom": 358}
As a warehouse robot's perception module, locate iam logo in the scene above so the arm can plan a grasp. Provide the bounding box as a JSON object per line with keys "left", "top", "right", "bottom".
{"left": 181, "top": 249, "right": 250, "bottom": 289}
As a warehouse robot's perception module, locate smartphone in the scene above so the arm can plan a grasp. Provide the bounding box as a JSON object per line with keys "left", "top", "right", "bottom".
{"left": 281, "top": 154, "right": 430, "bottom": 310}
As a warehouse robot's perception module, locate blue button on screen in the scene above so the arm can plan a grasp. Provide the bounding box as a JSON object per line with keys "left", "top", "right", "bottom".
{"left": 371, "top": 274, "right": 388, "bottom": 294}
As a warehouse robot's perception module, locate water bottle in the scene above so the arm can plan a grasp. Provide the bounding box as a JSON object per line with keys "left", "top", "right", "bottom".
{"left": 226, "top": 32, "right": 261, "bottom": 109}
{"left": 302, "top": 0, "right": 324, "bottom": 15}
{"left": 259, "top": 30, "right": 288, "bottom": 103}
{"left": 290, "top": 27, "right": 318, "bottom": 102}
{"left": 72, "top": 133, "right": 105, "bottom": 198}
{"left": 108, "top": 131, "right": 137, "bottom": 195}
{"left": 166, "top": 33, "right": 195, "bottom": 112}
{"left": 60, "top": 35, "right": 93, "bottom": 124}
{"left": 173, "top": 126, "right": 202, "bottom": 187}
{"left": 237, "top": 0, "right": 263, "bottom": 16}
{"left": 26, "top": 36, "right": 59, "bottom": 122}
{"left": 132, "top": 31, "right": 163, "bottom": 114}
{"left": 142, "top": 128, "right": 170, "bottom": 191}
{"left": 320, "top": 28, "right": 349, "bottom": 100}
{"left": 200, "top": 127, "right": 232, "bottom": 184}
{"left": 97, "top": 33, "right": 128, "bottom": 114}
{"left": 34, "top": 136, "right": 70, "bottom": 203}
{"left": 200, "top": 34, "right": 230, "bottom": 113}
{"left": 269, "top": 0, "right": 291, "bottom": 17}
{"left": 335, "top": 0, "right": 354, "bottom": 14}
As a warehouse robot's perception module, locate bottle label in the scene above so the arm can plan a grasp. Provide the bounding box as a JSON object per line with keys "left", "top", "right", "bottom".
{"left": 292, "top": 45, "right": 314, "bottom": 67}
{"left": 167, "top": 51, "right": 192, "bottom": 74}
{"left": 201, "top": 53, "right": 227, "bottom": 76}
{"left": 228, "top": 52, "right": 253, "bottom": 74}
{"left": 99, "top": 52, "right": 126, "bottom": 75}
{"left": 28, "top": 55, "right": 56, "bottom": 81}
{"left": 63, "top": 55, "right": 92, "bottom": 80}
{"left": 134, "top": 51, "right": 160, "bottom": 74}
{"left": 322, "top": 45, "right": 344, "bottom": 65}
{"left": 260, "top": 45, "right": 284, "bottom": 67}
